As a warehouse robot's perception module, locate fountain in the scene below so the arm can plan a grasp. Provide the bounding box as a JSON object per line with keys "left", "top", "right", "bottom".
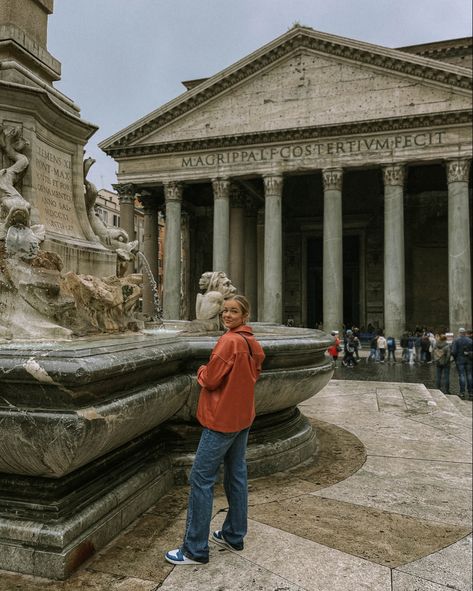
{"left": 0, "top": 0, "right": 333, "bottom": 579}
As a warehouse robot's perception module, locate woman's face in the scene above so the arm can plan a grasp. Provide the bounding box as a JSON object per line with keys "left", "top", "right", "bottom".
{"left": 222, "top": 299, "right": 247, "bottom": 330}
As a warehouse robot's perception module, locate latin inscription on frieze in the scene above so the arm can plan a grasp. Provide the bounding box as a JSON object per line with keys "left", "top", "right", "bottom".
{"left": 32, "top": 140, "right": 83, "bottom": 238}
{"left": 181, "top": 131, "right": 445, "bottom": 168}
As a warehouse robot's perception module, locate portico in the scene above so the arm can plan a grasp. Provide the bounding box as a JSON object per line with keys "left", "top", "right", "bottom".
{"left": 102, "top": 26, "right": 472, "bottom": 335}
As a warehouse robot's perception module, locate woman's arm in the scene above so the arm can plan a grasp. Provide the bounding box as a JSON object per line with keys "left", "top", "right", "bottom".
{"left": 197, "top": 337, "right": 235, "bottom": 390}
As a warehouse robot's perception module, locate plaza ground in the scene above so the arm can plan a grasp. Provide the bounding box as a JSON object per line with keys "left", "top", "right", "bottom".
{"left": 0, "top": 373, "right": 471, "bottom": 591}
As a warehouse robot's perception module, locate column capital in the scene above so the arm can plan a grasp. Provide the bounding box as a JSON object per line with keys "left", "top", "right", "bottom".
{"left": 322, "top": 168, "right": 343, "bottom": 191}
{"left": 382, "top": 164, "right": 405, "bottom": 187}
{"left": 263, "top": 174, "right": 283, "bottom": 197}
{"left": 446, "top": 158, "right": 471, "bottom": 183}
{"left": 113, "top": 183, "right": 137, "bottom": 203}
{"left": 211, "top": 177, "right": 231, "bottom": 199}
{"left": 164, "top": 181, "right": 183, "bottom": 202}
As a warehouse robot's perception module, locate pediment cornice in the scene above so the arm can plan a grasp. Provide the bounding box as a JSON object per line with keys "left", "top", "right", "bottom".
{"left": 105, "top": 109, "right": 471, "bottom": 159}
{"left": 101, "top": 27, "right": 472, "bottom": 154}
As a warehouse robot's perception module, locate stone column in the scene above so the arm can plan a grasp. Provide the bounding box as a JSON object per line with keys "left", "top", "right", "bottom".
{"left": 245, "top": 198, "right": 258, "bottom": 321}
{"left": 257, "top": 208, "right": 265, "bottom": 321}
{"left": 163, "top": 181, "right": 183, "bottom": 320}
{"left": 229, "top": 185, "right": 246, "bottom": 292}
{"left": 114, "top": 183, "right": 136, "bottom": 275}
{"left": 114, "top": 183, "right": 136, "bottom": 241}
{"left": 137, "top": 191, "right": 160, "bottom": 318}
{"left": 322, "top": 168, "right": 343, "bottom": 332}
{"left": 447, "top": 158, "right": 472, "bottom": 332}
{"left": 263, "top": 175, "right": 283, "bottom": 323}
{"left": 383, "top": 164, "right": 406, "bottom": 338}
{"left": 212, "top": 178, "right": 230, "bottom": 274}
{"left": 180, "top": 210, "right": 191, "bottom": 320}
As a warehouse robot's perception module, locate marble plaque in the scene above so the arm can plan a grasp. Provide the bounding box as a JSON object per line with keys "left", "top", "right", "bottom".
{"left": 32, "top": 139, "right": 84, "bottom": 239}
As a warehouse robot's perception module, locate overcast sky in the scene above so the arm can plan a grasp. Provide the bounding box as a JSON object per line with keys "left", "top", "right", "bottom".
{"left": 47, "top": 0, "right": 472, "bottom": 190}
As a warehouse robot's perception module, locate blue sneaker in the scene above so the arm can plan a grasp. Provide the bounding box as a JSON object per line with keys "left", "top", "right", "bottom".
{"left": 211, "top": 530, "right": 243, "bottom": 551}
{"left": 165, "top": 548, "right": 206, "bottom": 565}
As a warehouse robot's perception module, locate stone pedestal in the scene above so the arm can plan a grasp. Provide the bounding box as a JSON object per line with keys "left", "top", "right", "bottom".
{"left": 0, "top": 1, "right": 117, "bottom": 277}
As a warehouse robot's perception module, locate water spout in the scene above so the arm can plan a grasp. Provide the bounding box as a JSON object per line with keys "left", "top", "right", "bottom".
{"left": 137, "top": 251, "right": 164, "bottom": 325}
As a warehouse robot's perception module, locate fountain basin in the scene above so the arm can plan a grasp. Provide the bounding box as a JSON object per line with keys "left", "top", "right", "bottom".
{"left": 0, "top": 324, "right": 333, "bottom": 578}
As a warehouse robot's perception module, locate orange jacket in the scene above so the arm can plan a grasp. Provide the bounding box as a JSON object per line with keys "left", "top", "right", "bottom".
{"left": 196, "top": 325, "right": 265, "bottom": 432}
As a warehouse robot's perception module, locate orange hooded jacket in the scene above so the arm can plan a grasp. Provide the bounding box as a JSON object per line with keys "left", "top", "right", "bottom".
{"left": 196, "top": 325, "right": 265, "bottom": 432}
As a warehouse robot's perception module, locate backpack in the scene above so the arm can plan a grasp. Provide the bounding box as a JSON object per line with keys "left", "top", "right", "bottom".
{"left": 387, "top": 337, "right": 395, "bottom": 349}
{"left": 433, "top": 346, "right": 449, "bottom": 366}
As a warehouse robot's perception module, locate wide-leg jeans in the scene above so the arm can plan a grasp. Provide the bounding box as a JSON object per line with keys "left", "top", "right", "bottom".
{"left": 181, "top": 427, "right": 250, "bottom": 562}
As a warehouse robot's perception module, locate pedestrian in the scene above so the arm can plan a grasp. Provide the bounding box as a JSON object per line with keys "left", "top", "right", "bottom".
{"left": 414, "top": 332, "right": 422, "bottom": 363}
{"left": 352, "top": 327, "right": 361, "bottom": 361}
{"left": 327, "top": 331, "right": 341, "bottom": 365}
{"left": 342, "top": 330, "right": 357, "bottom": 367}
{"left": 367, "top": 333, "right": 379, "bottom": 363}
{"left": 377, "top": 332, "right": 386, "bottom": 363}
{"left": 408, "top": 332, "right": 416, "bottom": 364}
{"left": 165, "top": 295, "right": 265, "bottom": 565}
{"left": 400, "top": 332, "right": 409, "bottom": 363}
{"left": 451, "top": 327, "right": 472, "bottom": 400}
{"left": 433, "top": 334, "right": 451, "bottom": 394}
{"left": 386, "top": 335, "right": 397, "bottom": 362}
{"left": 420, "top": 333, "right": 432, "bottom": 363}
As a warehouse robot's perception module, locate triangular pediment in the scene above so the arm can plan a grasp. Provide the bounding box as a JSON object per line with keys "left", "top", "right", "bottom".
{"left": 100, "top": 27, "right": 472, "bottom": 154}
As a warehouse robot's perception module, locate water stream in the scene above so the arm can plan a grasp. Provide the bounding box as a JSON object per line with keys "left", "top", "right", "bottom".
{"left": 136, "top": 251, "right": 164, "bottom": 325}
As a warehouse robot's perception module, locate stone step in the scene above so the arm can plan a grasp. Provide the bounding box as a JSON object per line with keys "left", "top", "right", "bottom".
{"left": 447, "top": 394, "right": 473, "bottom": 418}
{"left": 427, "top": 388, "right": 472, "bottom": 421}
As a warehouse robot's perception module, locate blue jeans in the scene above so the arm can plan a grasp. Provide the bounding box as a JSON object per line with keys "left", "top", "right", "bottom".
{"left": 181, "top": 427, "right": 250, "bottom": 562}
{"left": 435, "top": 364, "right": 450, "bottom": 394}
{"left": 456, "top": 361, "right": 473, "bottom": 395}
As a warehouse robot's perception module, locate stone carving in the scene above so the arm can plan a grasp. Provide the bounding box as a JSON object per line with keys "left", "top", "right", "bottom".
{"left": 194, "top": 271, "right": 237, "bottom": 330}
{"left": 0, "top": 129, "right": 144, "bottom": 339}
{"left": 446, "top": 158, "right": 471, "bottom": 183}
{"left": 383, "top": 164, "right": 405, "bottom": 187}
{"left": 322, "top": 168, "right": 343, "bottom": 192}
{"left": 0, "top": 126, "right": 44, "bottom": 245}
{"left": 83, "top": 157, "right": 139, "bottom": 277}
{"left": 63, "top": 272, "right": 143, "bottom": 333}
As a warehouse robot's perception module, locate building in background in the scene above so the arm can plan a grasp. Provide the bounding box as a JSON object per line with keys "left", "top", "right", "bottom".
{"left": 101, "top": 27, "right": 472, "bottom": 334}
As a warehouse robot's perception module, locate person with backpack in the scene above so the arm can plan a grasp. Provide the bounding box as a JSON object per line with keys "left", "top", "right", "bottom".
{"left": 451, "top": 328, "right": 473, "bottom": 400}
{"left": 386, "top": 336, "right": 397, "bottom": 363}
{"left": 433, "top": 334, "right": 451, "bottom": 395}
{"left": 400, "top": 332, "right": 410, "bottom": 363}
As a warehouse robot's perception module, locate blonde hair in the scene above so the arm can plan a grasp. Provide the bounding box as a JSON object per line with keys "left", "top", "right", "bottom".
{"left": 225, "top": 294, "right": 250, "bottom": 319}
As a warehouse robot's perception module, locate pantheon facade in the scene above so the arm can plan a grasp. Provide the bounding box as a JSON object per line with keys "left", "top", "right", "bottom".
{"left": 101, "top": 27, "right": 472, "bottom": 336}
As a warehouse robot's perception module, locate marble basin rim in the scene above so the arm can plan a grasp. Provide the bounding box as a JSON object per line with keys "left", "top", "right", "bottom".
{"left": 0, "top": 323, "right": 333, "bottom": 478}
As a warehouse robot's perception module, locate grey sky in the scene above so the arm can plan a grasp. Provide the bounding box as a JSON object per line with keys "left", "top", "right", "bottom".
{"left": 47, "top": 0, "right": 472, "bottom": 190}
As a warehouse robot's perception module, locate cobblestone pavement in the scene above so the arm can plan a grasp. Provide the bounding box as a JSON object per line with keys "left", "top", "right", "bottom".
{"left": 333, "top": 353, "right": 471, "bottom": 398}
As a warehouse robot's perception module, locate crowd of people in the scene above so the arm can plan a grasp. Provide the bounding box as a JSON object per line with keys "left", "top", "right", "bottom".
{"left": 327, "top": 326, "right": 472, "bottom": 400}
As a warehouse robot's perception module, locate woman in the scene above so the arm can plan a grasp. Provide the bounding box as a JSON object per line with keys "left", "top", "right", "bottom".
{"left": 165, "top": 295, "right": 265, "bottom": 565}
